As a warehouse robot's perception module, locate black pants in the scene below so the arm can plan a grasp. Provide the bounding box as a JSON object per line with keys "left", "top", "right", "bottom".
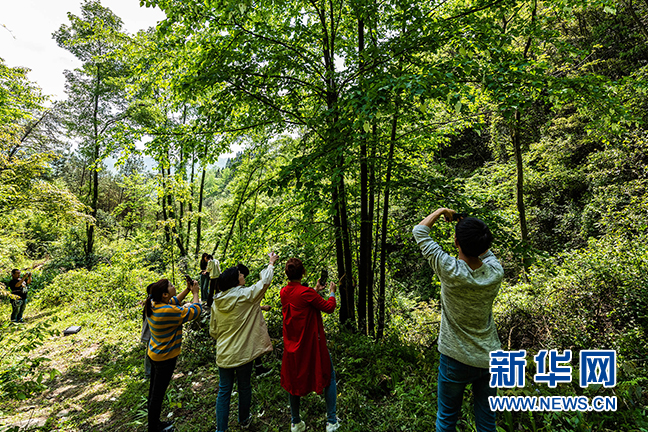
{"left": 148, "top": 355, "right": 177, "bottom": 432}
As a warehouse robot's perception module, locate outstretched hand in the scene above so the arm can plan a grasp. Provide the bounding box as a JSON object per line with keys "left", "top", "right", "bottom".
{"left": 315, "top": 280, "right": 326, "bottom": 293}
{"left": 439, "top": 208, "right": 456, "bottom": 222}
{"left": 190, "top": 280, "right": 199, "bottom": 293}
{"left": 418, "top": 207, "right": 457, "bottom": 228}
{"left": 268, "top": 252, "right": 279, "bottom": 265}
{"left": 328, "top": 281, "right": 336, "bottom": 295}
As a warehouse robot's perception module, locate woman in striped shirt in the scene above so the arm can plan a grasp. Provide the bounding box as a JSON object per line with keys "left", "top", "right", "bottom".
{"left": 145, "top": 278, "right": 202, "bottom": 432}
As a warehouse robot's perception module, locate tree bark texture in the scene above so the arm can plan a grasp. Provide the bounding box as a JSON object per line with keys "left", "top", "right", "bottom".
{"left": 377, "top": 111, "right": 398, "bottom": 339}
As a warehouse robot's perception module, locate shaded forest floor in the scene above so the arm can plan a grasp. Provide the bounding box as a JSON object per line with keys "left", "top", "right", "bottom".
{"left": 0, "top": 302, "right": 439, "bottom": 432}
{"left": 1, "top": 298, "right": 644, "bottom": 432}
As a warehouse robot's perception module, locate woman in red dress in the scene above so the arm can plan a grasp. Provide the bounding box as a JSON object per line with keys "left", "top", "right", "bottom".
{"left": 280, "top": 258, "right": 340, "bottom": 432}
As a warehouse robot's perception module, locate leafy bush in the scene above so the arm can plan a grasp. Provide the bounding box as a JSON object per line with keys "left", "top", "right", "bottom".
{"left": 494, "top": 234, "right": 648, "bottom": 430}
{"left": 0, "top": 319, "right": 60, "bottom": 400}
{"left": 32, "top": 241, "right": 161, "bottom": 318}
{"left": 495, "top": 234, "right": 648, "bottom": 360}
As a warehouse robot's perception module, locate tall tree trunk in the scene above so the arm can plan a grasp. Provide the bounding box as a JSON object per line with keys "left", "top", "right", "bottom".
{"left": 320, "top": 1, "right": 354, "bottom": 327}
{"left": 357, "top": 16, "right": 368, "bottom": 335}
{"left": 160, "top": 166, "right": 171, "bottom": 244}
{"left": 178, "top": 106, "right": 188, "bottom": 249}
{"left": 377, "top": 110, "right": 398, "bottom": 339}
{"left": 186, "top": 149, "right": 195, "bottom": 255}
{"left": 195, "top": 143, "right": 209, "bottom": 256}
{"left": 164, "top": 166, "right": 188, "bottom": 258}
{"left": 367, "top": 123, "right": 377, "bottom": 338}
{"left": 177, "top": 154, "right": 185, "bottom": 249}
{"left": 86, "top": 66, "right": 101, "bottom": 269}
{"left": 338, "top": 165, "right": 356, "bottom": 327}
{"left": 332, "top": 180, "right": 348, "bottom": 324}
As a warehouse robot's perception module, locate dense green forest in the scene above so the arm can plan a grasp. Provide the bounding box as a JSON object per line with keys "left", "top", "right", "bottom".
{"left": 1, "top": 0, "right": 647, "bottom": 430}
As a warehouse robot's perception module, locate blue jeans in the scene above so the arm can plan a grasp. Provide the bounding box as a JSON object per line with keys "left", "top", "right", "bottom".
{"left": 436, "top": 354, "right": 496, "bottom": 432}
{"left": 11, "top": 299, "right": 26, "bottom": 322}
{"left": 200, "top": 274, "right": 210, "bottom": 301}
{"left": 216, "top": 361, "right": 254, "bottom": 432}
{"left": 289, "top": 357, "right": 337, "bottom": 425}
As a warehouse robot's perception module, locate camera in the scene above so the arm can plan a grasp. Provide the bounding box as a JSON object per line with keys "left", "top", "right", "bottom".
{"left": 184, "top": 274, "right": 194, "bottom": 285}
{"left": 318, "top": 269, "right": 328, "bottom": 287}
{"left": 452, "top": 212, "right": 468, "bottom": 221}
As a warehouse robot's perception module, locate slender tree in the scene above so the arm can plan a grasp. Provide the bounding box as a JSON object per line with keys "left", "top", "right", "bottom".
{"left": 54, "top": 0, "right": 130, "bottom": 267}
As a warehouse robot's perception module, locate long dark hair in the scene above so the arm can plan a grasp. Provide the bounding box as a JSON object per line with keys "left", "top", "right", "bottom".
{"left": 144, "top": 279, "right": 170, "bottom": 317}
{"left": 216, "top": 267, "right": 240, "bottom": 293}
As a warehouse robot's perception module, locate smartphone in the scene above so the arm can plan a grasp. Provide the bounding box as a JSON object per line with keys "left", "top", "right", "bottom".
{"left": 452, "top": 212, "right": 468, "bottom": 221}
{"left": 184, "top": 274, "right": 193, "bottom": 285}
{"left": 318, "top": 269, "right": 328, "bottom": 287}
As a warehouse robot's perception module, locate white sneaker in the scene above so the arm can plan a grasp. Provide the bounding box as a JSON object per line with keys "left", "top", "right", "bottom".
{"left": 291, "top": 421, "right": 306, "bottom": 432}
{"left": 326, "top": 420, "right": 340, "bottom": 432}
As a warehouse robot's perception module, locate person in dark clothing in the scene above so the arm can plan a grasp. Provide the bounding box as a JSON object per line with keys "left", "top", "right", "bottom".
{"left": 199, "top": 253, "right": 210, "bottom": 302}
{"left": 9, "top": 269, "right": 31, "bottom": 323}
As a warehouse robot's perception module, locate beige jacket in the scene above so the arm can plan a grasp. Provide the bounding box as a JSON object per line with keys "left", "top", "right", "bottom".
{"left": 206, "top": 259, "right": 222, "bottom": 279}
{"left": 209, "top": 264, "right": 274, "bottom": 368}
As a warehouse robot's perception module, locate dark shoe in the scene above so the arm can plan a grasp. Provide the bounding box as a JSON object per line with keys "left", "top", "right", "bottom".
{"left": 255, "top": 364, "right": 272, "bottom": 378}
{"left": 158, "top": 421, "right": 174, "bottom": 432}
{"left": 241, "top": 415, "right": 252, "bottom": 429}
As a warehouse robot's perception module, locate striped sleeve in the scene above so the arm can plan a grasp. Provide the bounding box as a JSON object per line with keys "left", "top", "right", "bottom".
{"left": 146, "top": 299, "right": 201, "bottom": 361}
{"left": 180, "top": 302, "right": 202, "bottom": 324}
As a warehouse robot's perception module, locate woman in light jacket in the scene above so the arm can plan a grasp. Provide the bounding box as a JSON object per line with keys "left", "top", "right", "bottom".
{"left": 210, "top": 252, "right": 278, "bottom": 432}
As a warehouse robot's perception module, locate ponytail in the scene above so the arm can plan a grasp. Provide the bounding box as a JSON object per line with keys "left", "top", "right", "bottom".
{"left": 143, "top": 279, "right": 170, "bottom": 317}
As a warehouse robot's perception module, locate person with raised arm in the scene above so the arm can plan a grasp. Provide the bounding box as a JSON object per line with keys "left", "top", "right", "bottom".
{"left": 210, "top": 252, "right": 279, "bottom": 432}
{"left": 280, "top": 258, "right": 339, "bottom": 432}
{"left": 413, "top": 208, "right": 503, "bottom": 432}
{"left": 145, "top": 277, "right": 201, "bottom": 432}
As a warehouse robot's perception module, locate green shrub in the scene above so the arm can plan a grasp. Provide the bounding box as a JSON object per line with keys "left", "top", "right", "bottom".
{"left": 495, "top": 234, "right": 648, "bottom": 360}
{"left": 0, "top": 319, "right": 60, "bottom": 400}
{"left": 32, "top": 240, "right": 161, "bottom": 318}
{"left": 494, "top": 234, "right": 648, "bottom": 431}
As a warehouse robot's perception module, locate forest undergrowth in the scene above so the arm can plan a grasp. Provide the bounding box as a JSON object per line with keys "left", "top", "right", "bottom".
{"left": 1, "top": 233, "right": 647, "bottom": 432}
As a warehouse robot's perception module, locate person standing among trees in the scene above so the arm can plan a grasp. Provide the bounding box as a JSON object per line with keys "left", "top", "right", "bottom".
{"left": 199, "top": 252, "right": 210, "bottom": 303}
{"left": 9, "top": 269, "right": 31, "bottom": 323}
{"left": 145, "top": 278, "right": 201, "bottom": 432}
{"left": 209, "top": 252, "right": 278, "bottom": 432}
{"left": 280, "top": 258, "right": 339, "bottom": 432}
{"left": 206, "top": 254, "right": 222, "bottom": 307}
{"left": 412, "top": 208, "right": 503, "bottom": 432}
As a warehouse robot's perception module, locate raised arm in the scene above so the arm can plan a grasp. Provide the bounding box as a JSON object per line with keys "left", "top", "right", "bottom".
{"left": 246, "top": 252, "right": 279, "bottom": 303}
{"left": 413, "top": 208, "right": 457, "bottom": 274}
{"left": 305, "top": 281, "right": 337, "bottom": 314}
{"left": 261, "top": 252, "right": 279, "bottom": 290}
{"left": 418, "top": 207, "right": 456, "bottom": 228}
